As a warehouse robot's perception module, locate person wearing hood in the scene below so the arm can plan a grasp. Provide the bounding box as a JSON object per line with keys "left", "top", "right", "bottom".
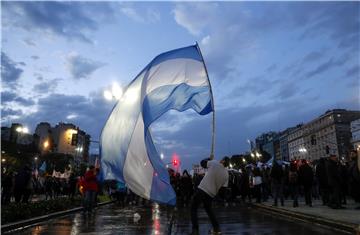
{"left": 191, "top": 156, "right": 229, "bottom": 235}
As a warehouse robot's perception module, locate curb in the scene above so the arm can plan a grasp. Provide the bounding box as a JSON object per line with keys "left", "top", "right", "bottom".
{"left": 251, "top": 203, "right": 359, "bottom": 234}
{"left": 1, "top": 201, "right": 115, "bottom": 233}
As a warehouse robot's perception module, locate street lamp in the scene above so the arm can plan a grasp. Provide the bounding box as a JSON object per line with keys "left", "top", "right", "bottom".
{"left": 43, "top": 140, "right": 49, "bottom": 149}
{"left": 1, "top": 158, "right": 6, "bottom": 163}
{"left": 256, "top": 152, "right": 262, "bottom": 158}
{"left": 16, "top": 126, "right": 29, "bottom": 133}
{"left": 160, "top": 153, "right": 164, "bottom": 160}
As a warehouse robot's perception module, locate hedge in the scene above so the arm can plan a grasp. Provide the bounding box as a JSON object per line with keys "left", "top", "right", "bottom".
{"left": 1, "top": 197, "right": 83, "bottom": 224}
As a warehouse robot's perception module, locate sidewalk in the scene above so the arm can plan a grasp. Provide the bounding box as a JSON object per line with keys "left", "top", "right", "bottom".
{"left": 251, "top": 199, "right": 360, "bottom": 234}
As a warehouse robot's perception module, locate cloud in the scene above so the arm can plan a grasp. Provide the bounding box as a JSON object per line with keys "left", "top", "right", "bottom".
{"left": 1, "top": 91, "right": 35, "bottom": 106}
{"left": 1, "top": 108, "right": 23, "bottom": 118}
{"left": 173, "top": 3, "right": 217, "bottom": 36}
{"left": 266, "top": 64, "right": 277, "bottom": 73}
{"left": 298, "top": 2, "right": 359, "bottom": 49}
{"left": 346, "top": 65, "right": 359, "bottom": 77}
{"left": 306, "top": 55, "right": 348, "bottom": 79}
{"left": 33, "top": 78, "right": 61, "bottom": 93}
{"left": 302, "top": 50, "right": 326, "bottom": 64}
{"left": 121, "top": 7, "right": 143, "bottom": 22}
{"left": 22, "top": 38, "right": 36, "bottom": 47}
{"left": 2, "top": 2, "right": 115, "bottom": 43}
{"left": 65, "top": 53, "right": 106, "bottom": 79}
{"left": 172, "top": 2, "right": 359, "bottom": 82}
{"left": 5, "top": 90, "right": 115, "bottom": 140}
{"left": 1, "top": 52, "right": 24, "bottom": 89}
{"left": 120, "top": 6, "right": 160, "bottom": 23}
{"left": 31, "top": 55, "right": 40, "bottom": 60}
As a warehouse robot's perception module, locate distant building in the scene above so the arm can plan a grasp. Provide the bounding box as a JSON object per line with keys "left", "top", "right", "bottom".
{"left": 255, "top": 131, "right": 280, "bottom": 160}
{"left": 288, "top": 124, "right": 305, "bottom": 161}
{"left": 1, "top": 123, "right": 33, "bottom": 145}
{"left": 302, "top": 109, "right": 360, "bottom": 161}
{"left": 279, "top": 126, "right": 297, "bottom": 161}
{"left": 34, "top": 122, "right": 90, "bottom": 163}
{"left": 1, "top": 127, "right": 10, "bottom": 141}
{"left": 34, "top": 122, "right": 52, "bottom": 155}
{"left": 351, "top": 118, "right": 360, "bottom": 150}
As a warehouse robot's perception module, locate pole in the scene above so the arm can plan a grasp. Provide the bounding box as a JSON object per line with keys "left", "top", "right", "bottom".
{"left": 195, "top": 42, "right": 215, "bottom": 160}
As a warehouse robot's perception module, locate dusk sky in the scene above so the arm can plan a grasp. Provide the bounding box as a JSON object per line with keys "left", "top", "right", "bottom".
{"left": 1, "top": 1, "right": 359, "bottom": 170}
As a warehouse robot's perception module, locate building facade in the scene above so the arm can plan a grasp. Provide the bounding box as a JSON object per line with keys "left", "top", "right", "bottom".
{"left": 279, "top": 127, "right": 296, "bottom": 161}
{"left": 288, "top": 124, "right": 305, "bottom": 161}
{"left": 35, "top": 122, "right": 90, "bottom": 162}
{"left": 350, "top": 118, "right": 360, "bottom": 150}
{"left": 255, "top": 131, "right": 280, "bottom": 160}
{"left": 302, "top": 109, "right": 360, "bottom": 161}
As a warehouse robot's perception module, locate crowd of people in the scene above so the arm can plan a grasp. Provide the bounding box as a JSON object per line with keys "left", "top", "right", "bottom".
{"left": 2, "top": 151, "right": 360, "bottom": 220}
{"left": 168, "top": 151, "right": 360, "bottom": 210}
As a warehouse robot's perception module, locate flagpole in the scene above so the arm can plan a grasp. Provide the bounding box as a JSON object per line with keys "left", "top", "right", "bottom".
{"left": 195, "top": 42, "right": 215, "bottom": 160}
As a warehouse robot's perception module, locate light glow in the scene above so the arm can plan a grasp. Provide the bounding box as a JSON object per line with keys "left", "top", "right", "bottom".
{"left": 104, "top": 90, "right": 113, "bottom": 100}
{"left": 43, "top": 140, "right": 49, "bottom": 149}
{"left": 112, "top": 82, "right": 123, "bottom": 100}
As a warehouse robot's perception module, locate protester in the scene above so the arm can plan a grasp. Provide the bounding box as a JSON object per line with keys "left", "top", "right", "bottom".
{"left": 180, "top": 170, "right": 193, "bottom": 207}
{"left": 326, "top": 154, "right": 343, "bottom": 209}
{"left": 348, "top": 150, "right": 360, "bottom": 207}
{"left": 239, "top": 166, "right": 251, "bottom": 204}
{"left": 190, "top": 156, "right": 229, "bottom": 235}
{"left": 252, "top": 167, "right": 262, "bottom": 203}
{"left": 288, "top": 162, "right": 299, "bottom": 207}
{"left": 13, "top": 165, "right": 32, "bottom": 203}
{"left": 83, "top": 165, "right": 98, "bottom": 214}
{"left": 1, "top": 171, "right": 14, "bottom": 205}
{"left": 298, "top": 159, "right": 314, "bottom": 207}
{"left": 270, "top": 160, "right": 284, "bottom": 206}
{"left": 316, "top": 158, "right": 329, "bottom": 205}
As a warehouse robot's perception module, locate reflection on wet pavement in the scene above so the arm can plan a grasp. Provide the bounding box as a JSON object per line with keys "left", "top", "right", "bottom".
{"left": 5, "top": 203, "right": 346, "bottom": 235}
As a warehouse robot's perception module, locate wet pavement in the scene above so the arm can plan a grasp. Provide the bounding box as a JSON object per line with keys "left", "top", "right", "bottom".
{"left": 5, "top": 203, "right": 347, "bottom": 235}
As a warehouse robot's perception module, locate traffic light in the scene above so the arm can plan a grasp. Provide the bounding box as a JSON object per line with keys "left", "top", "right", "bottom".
{"left": 173, "top": 159, "right": 178, "bottom": 166}
{"left": 71, "top": 133, "right": 78, "bottom": 146}
{"left": 325, "top": 145, "right": 330, "bottom": 154}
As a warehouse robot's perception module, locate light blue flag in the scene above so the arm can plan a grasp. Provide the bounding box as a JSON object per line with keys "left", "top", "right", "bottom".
{"left": 39, "top": 161, "right": 46, "bottom": 172}
{"left": 100, "top": 45, "right": 214, "bottom": 205}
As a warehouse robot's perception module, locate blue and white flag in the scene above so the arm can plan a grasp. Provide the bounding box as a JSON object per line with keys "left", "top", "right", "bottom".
{"left": 100, "top": 45, "right": 214, "bottom": 205}
{"left": 39, "top": 161, "right": 46, "bottom": 172}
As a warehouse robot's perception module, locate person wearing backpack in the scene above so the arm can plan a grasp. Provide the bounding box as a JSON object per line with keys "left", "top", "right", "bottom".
{"left": 289, "top": 162, "right": 299, "bottom": 207}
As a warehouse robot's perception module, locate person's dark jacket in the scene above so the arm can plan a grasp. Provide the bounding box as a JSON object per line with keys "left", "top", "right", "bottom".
{"left": 14, "top": 166, "right": 31, "bottom": 191}
{"left": 298, "top": 163, "right": 313, "bottom": 186}
{"left": 325, "top": 159, "right": 341, "bottom": 188}
{"left": 316, "top": 158, "right": 328, "bottom": 187}
{"left": 270, "top": 162, "right": 283, "bottom": 182}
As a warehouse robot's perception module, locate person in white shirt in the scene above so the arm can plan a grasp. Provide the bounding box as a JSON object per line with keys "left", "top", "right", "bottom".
{"left": 191, "top": 156, "right": 230, "bottom": 235}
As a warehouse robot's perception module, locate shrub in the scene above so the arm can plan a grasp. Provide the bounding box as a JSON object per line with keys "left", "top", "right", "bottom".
{"left": 1, "top": 197, "right": 83, "bottom": 224}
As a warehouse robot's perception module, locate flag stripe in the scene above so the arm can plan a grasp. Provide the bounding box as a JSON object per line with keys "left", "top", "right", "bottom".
{"left": 142, "top": 83, "right": 212, "bottom": 130}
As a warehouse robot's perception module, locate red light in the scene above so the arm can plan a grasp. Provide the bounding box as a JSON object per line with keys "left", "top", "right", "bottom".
{"left": 172, "top": 153, "right": 180, "bottom": 167}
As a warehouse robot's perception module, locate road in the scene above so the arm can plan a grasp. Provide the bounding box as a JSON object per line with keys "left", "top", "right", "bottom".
{"left": 5, "top": 203, "right": 346, "bottom": 235}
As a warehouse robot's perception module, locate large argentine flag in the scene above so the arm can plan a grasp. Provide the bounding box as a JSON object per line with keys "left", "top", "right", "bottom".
{"left": 100, "top": 45, "right": 214, "bottom": 205}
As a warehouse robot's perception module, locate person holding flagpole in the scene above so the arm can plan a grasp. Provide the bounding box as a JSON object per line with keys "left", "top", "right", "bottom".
{"left": 190, "top": 156, "right": 230, "bottom": 235}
